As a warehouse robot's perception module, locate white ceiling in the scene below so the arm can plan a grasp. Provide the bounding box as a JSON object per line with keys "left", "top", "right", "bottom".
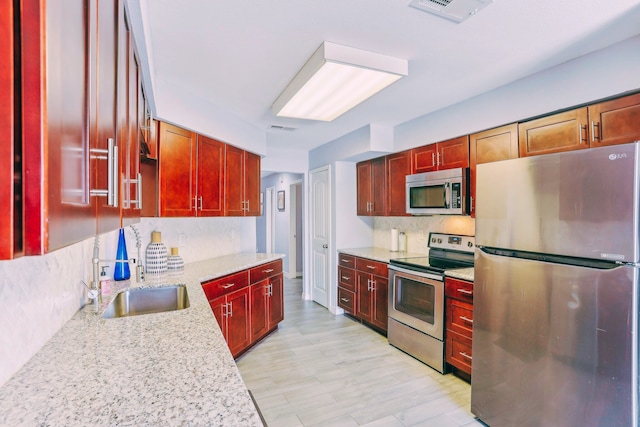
{"left": 133, "top": 0, "right": 640, "bottom": 153}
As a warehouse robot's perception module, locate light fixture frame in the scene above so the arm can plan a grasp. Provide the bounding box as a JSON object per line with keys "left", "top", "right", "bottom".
{"left": 272, "top": 42, "right": 408, "bottom": 122}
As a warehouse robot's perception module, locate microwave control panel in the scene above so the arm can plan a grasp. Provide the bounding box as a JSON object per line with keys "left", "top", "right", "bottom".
{"left": 451, "top": 182, "right": 461, "bottom": 208}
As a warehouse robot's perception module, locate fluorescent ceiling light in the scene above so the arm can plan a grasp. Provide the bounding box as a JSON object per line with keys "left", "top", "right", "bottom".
{"left": 272, "top": 42, "right": 408, "bottom": 122}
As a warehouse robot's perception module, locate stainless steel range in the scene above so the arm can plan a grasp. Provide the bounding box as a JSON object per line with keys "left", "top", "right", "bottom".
{"left": 388, "top": 232, "right": 474, "bottom": 373}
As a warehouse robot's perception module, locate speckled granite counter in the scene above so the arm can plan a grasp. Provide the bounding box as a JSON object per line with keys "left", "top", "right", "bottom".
{"left": 445, "top": 267, "right": 474, "bottom": 282}
{"left": 338, "top": 247, "right": 428, "bottom": 263}
{"left": 0, "top": 252, "right": 283, "bottom": 427}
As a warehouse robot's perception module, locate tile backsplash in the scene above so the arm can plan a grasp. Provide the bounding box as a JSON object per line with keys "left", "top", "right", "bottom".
{"left": 0, "top": 216, "right": 256, "bottom": 387}
{"left": 374, "top": 216, "right": 475, "bottom": 254}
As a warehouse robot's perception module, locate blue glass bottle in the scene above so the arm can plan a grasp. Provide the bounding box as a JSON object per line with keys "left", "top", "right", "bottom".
{"left": 114, "top": 228, "right": 131, "bottom": 281}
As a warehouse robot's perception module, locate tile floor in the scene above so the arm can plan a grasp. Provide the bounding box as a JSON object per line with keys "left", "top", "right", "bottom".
{"left": 236, "top": 278, "right": 485, "bottom": 427}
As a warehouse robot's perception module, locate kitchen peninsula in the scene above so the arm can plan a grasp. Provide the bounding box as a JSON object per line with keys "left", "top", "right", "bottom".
{"left": 0, "top": 253, "right": 283, "bottom": 426}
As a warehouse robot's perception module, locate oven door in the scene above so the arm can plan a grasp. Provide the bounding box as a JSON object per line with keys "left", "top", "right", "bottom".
{"left": 388, "top": 265, "right": 444, "bottom": 340}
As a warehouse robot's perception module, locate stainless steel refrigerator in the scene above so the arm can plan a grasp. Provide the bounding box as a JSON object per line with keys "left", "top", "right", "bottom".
{"left": 472, "top": 141, "right": 640, "bottom": 427}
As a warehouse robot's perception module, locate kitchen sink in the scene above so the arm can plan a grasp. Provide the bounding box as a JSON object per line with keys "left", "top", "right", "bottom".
{"left": 102, "top": 285, "right": 190, "bottom": 319}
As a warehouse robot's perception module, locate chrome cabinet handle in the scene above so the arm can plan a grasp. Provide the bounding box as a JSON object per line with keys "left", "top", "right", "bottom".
{"left": 579, "top": 124, "right": 587, "bottom": 144}
{"left": 340, "top": 297, "right": 350, "bottom": 303}
{"left": 193, "top": 197, "right": 198, "bottom": 211}
{"left": 129, "top": 172, "right": 143, "bottom": 209}
{"left": 459, "top": 352, "right": 472, "bottom": 361}
{"left": 198, "top": 196, "right": 203, "bottom": 211}
{"left": 591, "top": 121, "right": 600, "bottom": 142}
{"left": 459, "top": 316, "right": 473, "bottom": 324}
{"left": 431, "top": 152, "right": 435, "bottom": 167}
{"left": 227, "top": 302, "right": 233, "bottom": 317}
{"left": 90, "top": 138, "right": 119, "bottom": 207}
{"left": 457, "top": 288, "right": 473, "bottom": 295}
{"left": 340, "top": 258, "right": 352, "bottom": 263}
{"left": 221, "top": 283, "right": 235, "bottom": 289}
{"left": 341, "top": 276, "right": 350, "bottom": 281}
{"left": 263, "top": 268, "right": 274, "bottom": 273}
{"left": 366, "top": 265, "right": 376, "bottom": 270}
{"left": 437, "top": 151, "right": 442, "bottom": 166}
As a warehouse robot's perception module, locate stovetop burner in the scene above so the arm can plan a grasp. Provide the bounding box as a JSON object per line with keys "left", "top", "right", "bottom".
{"left": 389, "top": 233, "right": 475, "bottom": 275}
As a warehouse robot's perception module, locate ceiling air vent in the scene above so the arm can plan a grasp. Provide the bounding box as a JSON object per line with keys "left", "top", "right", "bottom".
{"left": 409, "top": 0, "right": 493, "bottom": 23}
{"left": 269, "top": 125, "right": 296, "bottom": 131}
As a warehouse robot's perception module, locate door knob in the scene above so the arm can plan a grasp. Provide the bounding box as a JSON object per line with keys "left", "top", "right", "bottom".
{"left": 322, "top": 244, "right": 328, "bottom": 249}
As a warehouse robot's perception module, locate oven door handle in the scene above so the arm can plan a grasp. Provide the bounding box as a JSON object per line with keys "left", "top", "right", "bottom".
{"left": 388, "top": 264, "right": 443, "bottom": 281}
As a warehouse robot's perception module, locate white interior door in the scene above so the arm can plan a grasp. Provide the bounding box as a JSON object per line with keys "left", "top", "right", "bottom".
{"left": 310, "top": 166, "right": 330, "bottom": 308}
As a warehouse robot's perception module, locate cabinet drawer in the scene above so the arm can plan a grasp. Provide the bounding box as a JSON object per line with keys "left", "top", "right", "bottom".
{"left": 338, "top": 287, "right": 356, "bottom": 315}
{"left": 249, "top": 259, "right": 283, "bottom": 283}
{"left": 338, "top": 254, "right": 356, "bottom": 268}
{"left": 202, "top": 270, "right": 249, "bottom": 301}
{"left": 355, "top": 257, "right": 388, "bottom": 278}
{"left": 446, "top": 298, "right": 473, "bottom": 339}
{"left": 445, "top": 277, "right": 473, "bottom": 303}
{"left": 338, "top": 266, "right": 356, "bottom": 292}
{"left": 446, "top": 331, "right": 472, "bottom": 375}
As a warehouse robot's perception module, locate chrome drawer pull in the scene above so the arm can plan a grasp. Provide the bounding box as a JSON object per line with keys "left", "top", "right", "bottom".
{"left": 340, "top": 258, "right": 352, "bottom": 263}
{"left": 340, "top": 297, "right": 350, "bottom": 303}
{"left": 459, "top": 316, "right": 473, "bottom": 324}
{"left": 459, "top": 352, "right": 472, "bottom": 361}
{"left": 366, "top": 265, "right": 376, "bottom": 270}
{"left": 221, "top": 283, "right": 235, "bottom": 289}
{"left": 263, "top": 268, "right": 274, "bottom": 273}
{"left": 457, "top": 288, "right": 473, "bottom": 295}
{"left": 341, "top": 276, "right": 351, "bottom": 281}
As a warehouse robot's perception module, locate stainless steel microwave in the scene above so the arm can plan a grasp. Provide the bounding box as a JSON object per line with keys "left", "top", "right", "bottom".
{"left": 406, "top": 168, "right": 469, "bottom": 215}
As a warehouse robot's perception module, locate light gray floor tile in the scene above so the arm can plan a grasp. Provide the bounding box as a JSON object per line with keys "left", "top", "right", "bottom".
{"left": 237, "top": 277, "right": 476, "bottom": 427}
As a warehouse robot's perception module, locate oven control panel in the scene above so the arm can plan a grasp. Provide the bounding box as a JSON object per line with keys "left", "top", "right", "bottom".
{"left": 428, "top": 233, "right": 475, "bottom": 253}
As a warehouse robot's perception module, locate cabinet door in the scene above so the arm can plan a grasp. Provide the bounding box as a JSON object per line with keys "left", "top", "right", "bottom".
{"left": 469, "top": 124, "right": 518, "bottom": 216}
{"left": 94, "top": 0, "right": 120, "bottom": 234}
{"left": 226, "top": 287, "right": 250, "bottom": 357}
{"left": 158, "top": 122, "right": 196, "bottom": 217}
{"left": 356, "top": 161, "right": 372, "bottom": 215}
{"left": 244, "top": 150, "right": 261, "bottom": 216}
{"left": 268, "top": 274, "right": 284, "bottom": 327}
{"left": 371, "top": 275, "right": 388, "bottom": 331}
{"left": 438, "top": 136, "right": 469, "bottom": 170}
{"left": 0, "top": 2, "right": 16, "bottom": 259}
{"left": 589, "top": 93, "right": 640, "bottom": 148}
{"left": 209, "top": 295, "right": 227, "bottom": 337}
{"left": 250, "top": 280, "right": 269, "bottom": 342}
{"left": 356, "top": 271, "right": 373, "bottom": 322}
{"left": 197, "top": 135, "right": 224, "bottom": 216}
{"left": 411, "top": 144, "right": 438, "bottom": 173}
{"left": 519, "top": 108, "right": 589, "bottom": 157}
{"left": 386, "top": 151, "right": 410, "bottom": 216}
{"left": 370, "top": 157, "right": 387, "bottom": 216}
{"left": 24, "top": 0, "right": 96, "bottom": 254}
{"left": 224, "top": 144, "right": 245, "bottom": 216}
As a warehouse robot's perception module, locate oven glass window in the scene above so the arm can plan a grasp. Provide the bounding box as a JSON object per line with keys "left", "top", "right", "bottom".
{"left": 395, "top": 275, "right": 435, "bottom": 324}
{"left": 409, "top": 185, "right": 446, "bottom": 209}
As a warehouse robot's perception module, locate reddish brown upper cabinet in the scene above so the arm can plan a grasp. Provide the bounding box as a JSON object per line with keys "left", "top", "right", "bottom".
{"left": 1, "top": 1, "right": 17, "bottom": 259}
{"left": 225, "top": 145, "right": 260, "bottom": 216}
{"left": 357, "top": 157, "right": 386, "bottom": 216}
{"left": 157, "top": 124, "right": 225, "bottom": 217}
{"left": 411, "top": 136, "right": 469, "bottom": 173}
{"left": 469, "top": 124, "right": 519, "bottom": 216}
{"left": 22, "top": 0, "right": 138, "bottom": 255}
{"left": 519, "top": 108, "right": 590, "bottom": 157}
{"left": 386, "top": 151, "right": 411, "bottom": 216}
{"left": 588, "top": 93, "right": 640, "bottom": 148}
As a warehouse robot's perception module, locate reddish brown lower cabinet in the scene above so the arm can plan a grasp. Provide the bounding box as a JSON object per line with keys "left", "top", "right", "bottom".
{"left": 203, "top": 259, "right": 284, "bottom": 358}
{"left": 209, "top": 287, "right": 250, "bottom": 358}
{"left": 337, "top": 253, "right": 388, "bottom": 333}
{"left": 445, "top": 277, "right": 474, "bottom": 378}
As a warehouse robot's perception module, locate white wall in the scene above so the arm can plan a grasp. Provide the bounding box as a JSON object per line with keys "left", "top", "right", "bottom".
{"left": 395, "top": 35, "right": 640, "bottom": 151}
{"left": 0, "top": 217, "right": 255, "bottom": 387}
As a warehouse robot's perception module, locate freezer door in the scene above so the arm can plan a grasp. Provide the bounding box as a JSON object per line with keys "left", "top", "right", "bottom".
{"left": 476, "top": 142, "right": 640, "bottom": 262}
{"left": 471, "top": 249, "right": 637, "bottom": 427}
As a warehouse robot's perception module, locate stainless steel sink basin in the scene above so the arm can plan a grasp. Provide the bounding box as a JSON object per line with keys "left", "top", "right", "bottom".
{"left": 102, "top": 285, "right": 190, "bottom": 319}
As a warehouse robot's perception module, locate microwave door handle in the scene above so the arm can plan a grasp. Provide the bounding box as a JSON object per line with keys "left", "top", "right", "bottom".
{"left": 444, "top": 182, "right": 450, "bottom": 209}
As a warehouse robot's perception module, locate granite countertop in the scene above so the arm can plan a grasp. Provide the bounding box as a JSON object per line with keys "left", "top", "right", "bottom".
{"left": 0, "top": 252, "right": 283, "bottom": 426}
{"left": 445, "top": 267, "right": 474, "bottom": 282}
{"left": 338, "top": 247, "right": 428, "bottom": 263}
